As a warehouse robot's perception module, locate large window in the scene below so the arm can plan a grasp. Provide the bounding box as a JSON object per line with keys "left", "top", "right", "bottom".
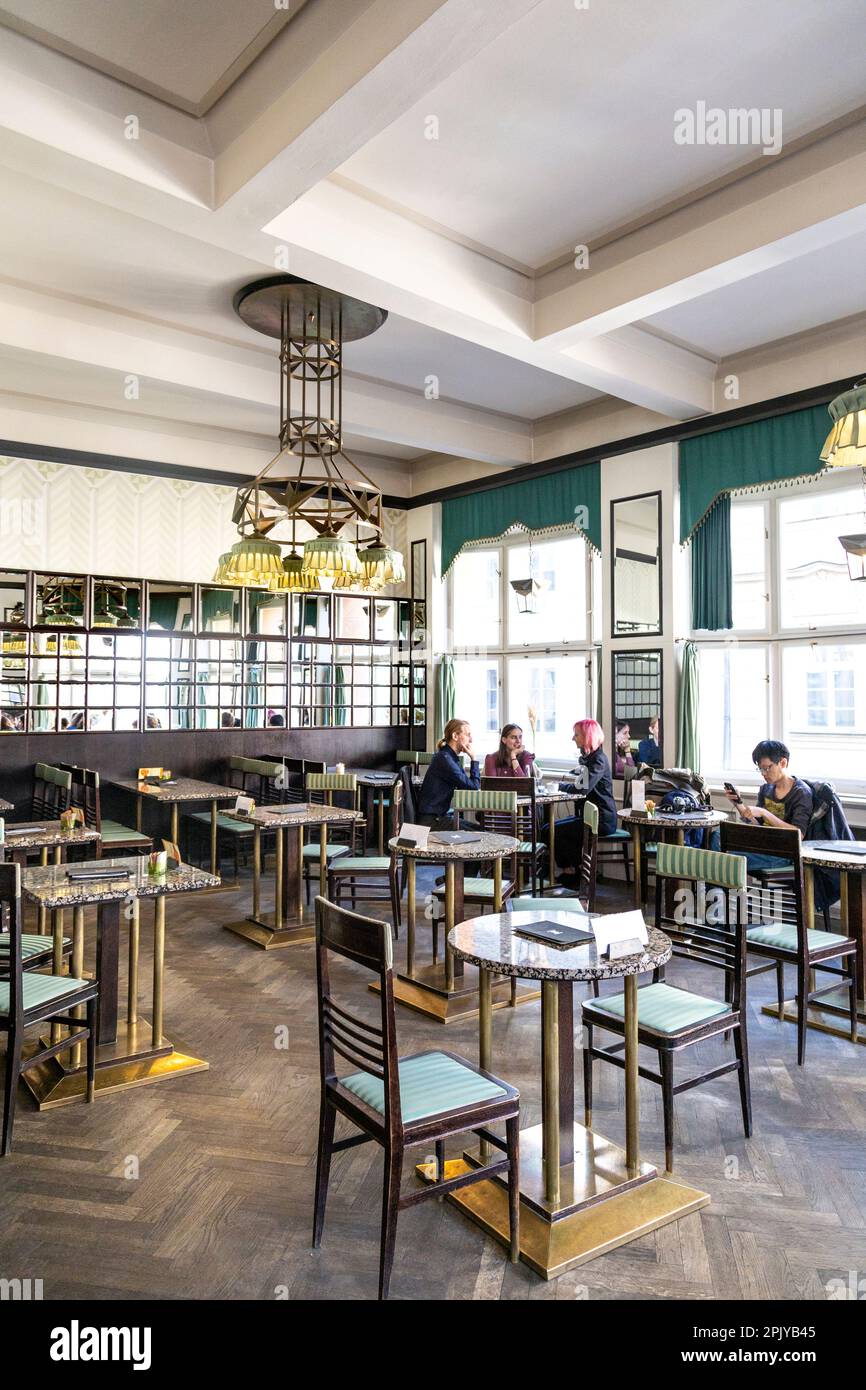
{"left": 694, "top": 474, "right": 866, "bottom": 791}
{"left": 449, "top": 533, "right": 596, "bottom": 766}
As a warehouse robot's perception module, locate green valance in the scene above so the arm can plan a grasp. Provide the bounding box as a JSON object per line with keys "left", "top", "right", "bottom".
{"left": 441, "top": 460, "right": 601, "bottom": 574}
{"left": 679, "top": 404, "right": 828, "bottom": 544}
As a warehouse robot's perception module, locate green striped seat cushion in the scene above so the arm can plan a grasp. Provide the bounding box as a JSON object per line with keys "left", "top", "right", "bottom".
{"left": 656, "top": 842, "right": 746, "bottom": 889}
{"left": 599, "top": 828, "right": 630, "bottom": 841}
{"left": 0, "top": 933, "right": 70, "bottom": 960}
{"left": 586, "top": 981, "right": 729, "bottom": 1034}
{"left": 185, "top": 811, "right": 253, "bottom": 835}
{"left": 511, "top": 896, "right": 587, "bottom": 914}
{"left": 329, "top": 856, "right": 391, "bottom": 872}
{"left": 0, "top": 972, "right": 88, "bottom": 1015}
{"left": 433, "top": 877, "right": 513, "bottom": 900}
{"left": 341, "top": 1050, "right": 508, "bottom": 1123}
{"left": 100, "top": 820, "right": 152, "bottom": 844}
{"left": 516, "top": 841, "right": 537, "bottom": 855}
{"left": 301, "top": 843, "right": 351, "bottom": 862}
{"left": 746, "top": 923, "right": 849, "bottom": 951}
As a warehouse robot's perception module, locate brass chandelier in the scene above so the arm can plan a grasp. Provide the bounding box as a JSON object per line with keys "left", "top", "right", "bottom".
{"left": 214, "top": 275, "right": 405, "bottom": 592}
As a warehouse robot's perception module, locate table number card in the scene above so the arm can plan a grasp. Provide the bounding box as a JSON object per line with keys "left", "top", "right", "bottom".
{"left": 631, "top": 778, "right": 646, "bottom": 811}
{"left": 234, "top": 795, "right": 255, "bottom": 818}
{"left": 591, "top": 909, "right": 648, "bottom": 959}
{"left": 396, "top": 822, "right": 430, "bottom": 849}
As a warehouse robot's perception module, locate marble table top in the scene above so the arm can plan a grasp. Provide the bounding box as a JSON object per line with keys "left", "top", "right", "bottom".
{"left": 108, "top": 776, "right": 238, "bottom": 803}
{"left": 449, "top": 911, "right": 671, "bottom": 981}
{"left": 21, "top": 856, "right": 220, "bottom": 907}
{"left": 801, "top": 842, "right": 866, "bottom": 872}
{"left": 222, "top": 803, "right": 360, "bottom": 829}
{"left": 330, "top": 767, "right": 398, "bottom": 787}
{"left": 618, "top": 808, "right": 726, "bottom": 828}
{"left": 2, "top": 821, "right": 102, "bottom": 850}
{"left": 389, "top": 831, "right": 518, "bottom": 861}
{"left": 519, "top": 787, "right": 582, "bottom": 806}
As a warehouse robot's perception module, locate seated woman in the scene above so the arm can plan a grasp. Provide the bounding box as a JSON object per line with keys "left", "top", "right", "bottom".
{"left": 417, "top": 717, "right": 481, "bottom": 829}
{"left": 483, "top": 723, "right": 535, "bottom": 778}
{"left": 637, "top": 716, "right": 662, "bottom": 767}
{"left": 549, "top": 718, "right": 618, "bottom": 885}
{"left": 721, "top": 738, "right": 813, "bottom": 870}
{"left": 613, "top": 720, "right": 635, "bottom": 778}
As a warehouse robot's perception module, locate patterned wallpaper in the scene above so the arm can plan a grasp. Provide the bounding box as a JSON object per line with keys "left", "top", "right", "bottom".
{"left": 0, "top": 456, "right": 408, "bottom": 592}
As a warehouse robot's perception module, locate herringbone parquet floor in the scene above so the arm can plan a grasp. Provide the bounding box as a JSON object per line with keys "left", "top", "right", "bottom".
{"left": 2, "top": 870, "right": 865, "bottom": 1301}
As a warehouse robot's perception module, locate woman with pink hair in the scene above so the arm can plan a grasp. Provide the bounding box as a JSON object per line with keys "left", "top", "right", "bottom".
{"left": 549, "top": 718, "right": 617, "bottom": 886}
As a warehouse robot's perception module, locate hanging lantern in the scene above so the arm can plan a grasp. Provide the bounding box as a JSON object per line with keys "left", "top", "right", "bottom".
{"left": 839, "top": 533, "right": 866, "bottom": 581}
{"left": 359, "top": 541, "right": 406, "bottom": 590}
{"left": 510, "top": 576, "right": 541, "bottom": 614}
{"left": 269, "top": 549, "right": 315, "bottom": 592}
{"left": 302, "top": 531, "right": 361, "bottom": 583}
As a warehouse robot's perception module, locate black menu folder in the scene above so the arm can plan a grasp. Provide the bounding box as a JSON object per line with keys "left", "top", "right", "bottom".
{"left": 513, "top": 918, "right": 595, "bottom": 949}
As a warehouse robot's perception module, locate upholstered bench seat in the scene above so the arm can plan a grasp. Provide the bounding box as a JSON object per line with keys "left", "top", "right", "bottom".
{"left": 185, "top": 811, "right": 253, "bottom": 836}
{"left": 341, "top": 1049, "right": 508, "bottom": 1124}
{"left": 585, "top": 981, "right": 729, "bottom": 1034}
{"left": 0, "top": 971, "right": 88, "bottom": 1014}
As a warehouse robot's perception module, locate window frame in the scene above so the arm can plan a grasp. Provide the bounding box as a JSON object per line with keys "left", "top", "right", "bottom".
{"left": 691, "top": 471, "right": 866, "bottom": 794}
{"left": 448, "top": 531, "right": 598, "bottom": 770}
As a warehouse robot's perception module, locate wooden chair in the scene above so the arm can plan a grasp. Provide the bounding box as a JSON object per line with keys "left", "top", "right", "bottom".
{"left": 481, "top": 775, "right": 545, "bottom": 894}
{"left": 719, "top": 821, "right": 857, "bottom": 1064}
{"left": 31, "top": 762, "right": 73, "bottom": 820}
{"left": 582, "top": 842, "right": 752, "bottom": 1172}
{"left": 59, "top": 765, "right": 152, "bottom": 858}
{"left": 431, "top": 788, "right": 519, "bottom": 915}
{"left": 303, "top": 772, "right": 360, "bottom": 902}
{"left": 327, "top": 781, "right": 405, "bottom": 931}
{"left": 185, "top": 757, "right": 283, "bottom": 873}
{"left": 312, "top": 896, "right": 520, "bottom": 1300}
{"left": 0, "top": 863, "right": 98, "bottom": 1155}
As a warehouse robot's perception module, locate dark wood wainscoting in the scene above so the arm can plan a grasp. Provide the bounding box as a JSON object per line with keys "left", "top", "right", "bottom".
{"left": 0, "top": 727, "right": 415, "bottom": 818}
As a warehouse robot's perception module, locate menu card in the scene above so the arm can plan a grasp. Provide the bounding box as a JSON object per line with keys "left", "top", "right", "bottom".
{"left": 397, "top": 822, "right": 430, "bottom": 849}
{"left": 591, "top": 909, "right": 648, "bottom": 958}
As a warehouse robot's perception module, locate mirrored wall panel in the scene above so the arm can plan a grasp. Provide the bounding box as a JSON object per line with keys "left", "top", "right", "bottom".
{"left": 611, "top": 649, "right": 663, "bottom": 767}
{"left": 611, "top": 492, "right": 662, "bottom": 637}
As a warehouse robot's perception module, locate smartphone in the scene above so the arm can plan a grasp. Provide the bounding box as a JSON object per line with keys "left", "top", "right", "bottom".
{"left": 723, "top": 781, "right": 744, "bottom": 805}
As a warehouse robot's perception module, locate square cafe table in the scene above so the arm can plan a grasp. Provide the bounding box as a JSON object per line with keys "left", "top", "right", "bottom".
{"left": 20, "top": 856, "right": 219, "bottom": 1107}
{"left": 1, "top": 821, "right": 102, "bottom": 935}
{"left": 221, "top": 802, "right": 361, "bottom": 949}
{"left": 107, "top": 776, "right": 239, "bottom": 875}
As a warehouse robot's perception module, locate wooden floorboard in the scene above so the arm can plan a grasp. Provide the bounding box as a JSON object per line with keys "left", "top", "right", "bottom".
{"left": 1, "top": 870, "right": 864, "bottom": 1300}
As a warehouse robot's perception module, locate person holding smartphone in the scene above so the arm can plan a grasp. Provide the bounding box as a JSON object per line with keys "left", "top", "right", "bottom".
{"left": 722, "top": 739, "right": 813, "bottom": 868}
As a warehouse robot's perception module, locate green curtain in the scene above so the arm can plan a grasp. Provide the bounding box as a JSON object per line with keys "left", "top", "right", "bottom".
{"left": 335, "top": 665, "right": 347, "bottom": 727}
{"left": 434, "top": 655, "right": 456, "bottom": 738}
{"left": 690, "top": 494, "right": 732, "bottom": 630}
{"left": 148, "top": 593, "right": 179, "bottom": 631}
{"left": 679, "top": 404, "right": 828, "bottom": 543}
{"left": 244, "top": 662, "right": 261, "bottom": 728}
{"left": 441, "top": 461, "right": 601, "bottom": 574}
{"left": 676, "top": 641, "right": 700, "bottom": 773}
{"left": 201, "top": 588, "right": 236, "bottom": 631}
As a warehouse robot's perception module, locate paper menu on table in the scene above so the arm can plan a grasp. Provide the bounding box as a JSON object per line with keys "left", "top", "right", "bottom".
{"left": 591, "top": 909, "right": 648, "bottom": 958}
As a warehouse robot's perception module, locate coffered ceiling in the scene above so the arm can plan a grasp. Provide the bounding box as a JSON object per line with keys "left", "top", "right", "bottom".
{"left": 0, "top": 0, "right": 864, "bottom": 495}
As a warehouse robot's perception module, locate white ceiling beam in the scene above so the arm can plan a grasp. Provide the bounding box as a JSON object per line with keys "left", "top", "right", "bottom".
{"left": 533, "top": 123, "right": 866, "bottom": 343}
{"left": 0, "top": 285, "right": 530, "bottom": 465}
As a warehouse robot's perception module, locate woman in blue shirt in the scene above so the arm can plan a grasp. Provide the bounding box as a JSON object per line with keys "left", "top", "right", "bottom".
{"left": 417, "top": 718, "right": 481, "bottom": 828}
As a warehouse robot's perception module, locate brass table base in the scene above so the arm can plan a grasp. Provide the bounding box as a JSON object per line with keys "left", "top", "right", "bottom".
{"left": 762, "top": 990, "right": 866, "bottom": 1044}
{"left": 223, "top": 911, "right": 314, "bottom": 950}
{"left": 419, "top": 1123, "right": 709, "bottom": 1279}
{"left": 23, "top": 1019, "right": 208, "bottom": 1109}
{"left": 371, "top": 963, "right": 540, "bottom": 1024}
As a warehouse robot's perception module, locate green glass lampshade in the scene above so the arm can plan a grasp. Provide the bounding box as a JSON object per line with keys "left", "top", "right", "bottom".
{"left": 359, "top": 542, "right": 406, "bottom": 589}
{"left": 302, "top": 532, "right": 361, "bottom": 580}
{"left": 269, "top": 550, "right": 315, "bottom": 591}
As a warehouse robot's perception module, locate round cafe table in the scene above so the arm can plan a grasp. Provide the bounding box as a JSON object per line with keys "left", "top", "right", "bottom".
{"left": 382, "top": 831, "right": 539, "bottom": 1023}
{"left": 435, "top": 910, "right": 709, "bottom": 1279}
{"left": 618, "top": 808, "right": 726, "bottom": 908}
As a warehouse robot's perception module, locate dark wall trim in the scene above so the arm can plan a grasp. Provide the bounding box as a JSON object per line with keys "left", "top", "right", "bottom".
{"left": 0, "top": 438, "right": 407, "bottom": 511}
{"left": 405, "top": 371, "right": 860, "bottom": 509}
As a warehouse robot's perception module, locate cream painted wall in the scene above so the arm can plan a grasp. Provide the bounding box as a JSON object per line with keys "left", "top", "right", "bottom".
{"left": 0, "top": 454, "right": 409, "bottom": 589}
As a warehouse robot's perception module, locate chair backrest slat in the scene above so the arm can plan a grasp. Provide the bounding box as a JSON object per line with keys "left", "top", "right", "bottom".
{"left": 653, "top": 846, "right": 748, "bottom": 993}
{"left": 315, "top": 897, "right": 401, "bottom": 1125}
